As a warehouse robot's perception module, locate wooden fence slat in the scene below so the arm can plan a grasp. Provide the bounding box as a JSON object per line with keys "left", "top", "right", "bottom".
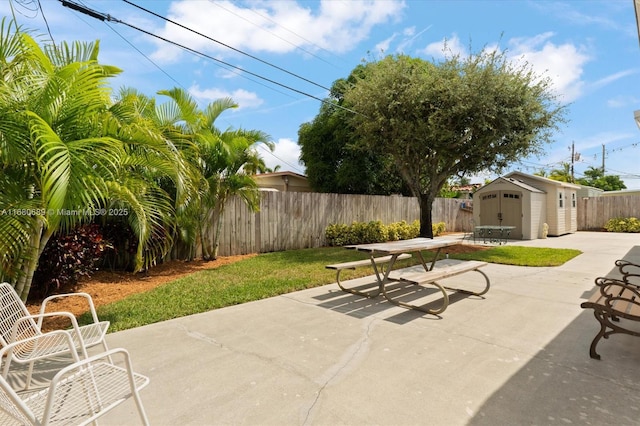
{"left": 212, "top": 192, "right": 640, "bottom": 256}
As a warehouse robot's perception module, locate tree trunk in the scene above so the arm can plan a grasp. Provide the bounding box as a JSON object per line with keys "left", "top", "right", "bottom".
{"left": 200, "top": 209, "right": 213, "bottom": 261}
{"left": 211, "top": 203, "right": 225, "bottom": 261}
{"left": 16, "top": 219, "right": 49, "bottom": 302}
{"left": 418, "top": 193, "right": 434, "bottom": 238}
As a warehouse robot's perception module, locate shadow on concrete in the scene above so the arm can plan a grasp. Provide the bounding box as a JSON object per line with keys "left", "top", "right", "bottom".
{"left": 468, "top": 307, "right": 640, "bottom": 425}
{"left": 313, "top": 275, "right": 483, "bottom": 325}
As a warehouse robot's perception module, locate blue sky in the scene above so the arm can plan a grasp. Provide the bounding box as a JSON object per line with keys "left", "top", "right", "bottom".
{"left": 5, "top": 0, "right": 640, "bottom": 189}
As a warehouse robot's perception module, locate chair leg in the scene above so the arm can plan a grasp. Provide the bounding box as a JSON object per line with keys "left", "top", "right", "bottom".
{"left": 25, "top": 361, "right": 35, "bottom": 390}
{"left": 133, "top": 387, "right": 151, "bottom": 426}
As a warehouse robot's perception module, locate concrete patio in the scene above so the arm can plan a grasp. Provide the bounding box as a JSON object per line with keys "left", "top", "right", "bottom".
{"left": 103, "top": 231, "right": 640, "bottom": 425}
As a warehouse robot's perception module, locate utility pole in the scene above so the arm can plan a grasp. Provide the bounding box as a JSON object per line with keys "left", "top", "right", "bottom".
{"left": 571, "top": 142, "right": 575, "bottom": 182}
{"left": 602, "top": 144, "right": 605, "bottom": 173}
{"left": 570, "top": 141, "right": 580, "bottom": 182}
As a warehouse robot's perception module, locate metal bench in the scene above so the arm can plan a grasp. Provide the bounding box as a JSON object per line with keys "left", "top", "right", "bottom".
{"left": 387, "top": 260, "right": 490, "bottom": 314}
{"left": 326, "top": 253, "right": 412, "bottom": 297}
{"left": 581, "top": 249, "right": 640, "bottom": 360}
{"left": 581, "top": 276, "right": 640, "bottom": 360}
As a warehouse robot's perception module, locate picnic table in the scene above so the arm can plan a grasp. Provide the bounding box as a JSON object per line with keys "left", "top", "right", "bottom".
{"left": 326, "top": 237, "right": 490, "bottom": 315}
{"left": 474, "top": 225, "right": 515, "bottom": 245}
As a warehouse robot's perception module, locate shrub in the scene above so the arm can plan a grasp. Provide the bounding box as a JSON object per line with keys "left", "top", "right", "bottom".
{"left": 433, "top": 221, "right": 446, "bottom": 236}
{"left": 324, "top": 220, "right": 444, "bottom": 246}
{"left": 325, "top": 223, "right": 351, "bottom": 246}
{"left": 31, "top": 224, "right": 113, "bottom": 298}
{"left": 604, "top": 217, "right": 640, "bottom": 233}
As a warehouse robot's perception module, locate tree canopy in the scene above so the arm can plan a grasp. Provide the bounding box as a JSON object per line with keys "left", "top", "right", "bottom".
{"left": 576, "top": 166, "right": 626, "bottom": 191}
{"left": 342, "top": 52, "right": 566, "bottom": 237}
{"left": 298, "top": 66, "right": 409, "bottom": 196}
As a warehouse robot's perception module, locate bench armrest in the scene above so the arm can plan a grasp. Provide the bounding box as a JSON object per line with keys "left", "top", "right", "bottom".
{"left": 594, "top": 276, "right": 640, "bottom": 309}
{"left": 615, "top": 259, "right": 640, "bottom": 287}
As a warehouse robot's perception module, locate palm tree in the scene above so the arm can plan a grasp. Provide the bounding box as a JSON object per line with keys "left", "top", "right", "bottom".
{"left": 154, "top": 88, "right": 274, "bottom": 260}
{"left": 204, "top": 127, "right": 272, "bottom": 259}
{"left": 108, "top": 88, "right": 200, "bottom": 269}
{"left": 548, "top": 162, "right": 573, "bottom": 183}
{"left": 0, "top": 21, "right": 188, "bottom": 299}
{"left": 0, "top": 21, "right": 124, "bottom": 299}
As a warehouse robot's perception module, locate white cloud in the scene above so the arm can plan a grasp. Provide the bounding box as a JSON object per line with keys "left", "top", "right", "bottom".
{"left": 507, "top": 33, "right": 591, "bottom": 103}
{"left": 420, "top": 32, "right": 591, "bottom": 103}
{"left": 188, "top": 85, "right": 264, "bottom": 109}
{"left": 151, "top": 0, "right": 405, "bottom": 63}
{"left": 592, "top": 69, "right": 639, "bottom": 90}
{"left": 607, "top": 95, "right": 640, "bottom": 108}
{"left": 375, "top": 34, "right": 397, "bottom": 54}
{"left": 420, "top": 34, "right": 467, "bottom": 59}
{"left": 576, "top": 132, "right": 634, "bottom": 152}
{"left": 259, "top": 138, "right": 304, "bottom": 173}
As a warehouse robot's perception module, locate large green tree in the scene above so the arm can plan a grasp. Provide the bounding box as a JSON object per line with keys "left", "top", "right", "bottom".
{"left": 298, "top": 66, "right": 408, "bottom": 195}
{"left": 576, "top": 166, "right": 626, "bottom": 191}
{"left": 343, "top": 53, "right": 566, "bottom": 237}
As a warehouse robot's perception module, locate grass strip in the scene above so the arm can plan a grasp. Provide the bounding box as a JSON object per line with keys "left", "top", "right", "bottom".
{"left": 89, "top": 245, "right": 581, "bottom": 331}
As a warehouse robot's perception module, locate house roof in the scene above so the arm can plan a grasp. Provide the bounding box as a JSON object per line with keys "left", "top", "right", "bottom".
{"left": 252, "top": 171, "right": 307, "bottom": 180}
{"left": 505, "top": 171, "right": 581, "bottom": 189}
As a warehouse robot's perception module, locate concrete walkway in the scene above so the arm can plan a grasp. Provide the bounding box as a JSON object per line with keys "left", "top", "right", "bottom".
{"left": 105, "top": 232, "right": 640, "bottom": 425}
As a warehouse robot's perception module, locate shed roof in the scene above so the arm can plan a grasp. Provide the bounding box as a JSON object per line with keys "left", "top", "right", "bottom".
{"left": 505, "top": 171, "right": 581, "bottom": 189}
{"left": 479, "top": 176, "right": 544, "bottom": 194}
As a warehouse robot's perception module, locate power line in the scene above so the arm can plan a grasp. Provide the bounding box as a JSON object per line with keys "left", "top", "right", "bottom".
{"left": 59, "top": 0, "right": 364, "bottom": 118}
{"left": 123, "top": 0, "right": 332, "bottom": 92}
{"left": 35, "top": 0, "right": 55, "bottom": 45}
{"left": 103, "top": 22, "right": 185, "bottom": 91}
{"left": 256, "top": 144, "right": 305, "bottom": 174}
{"left": 211, "top": 0, "right": 339, "bottom": 68}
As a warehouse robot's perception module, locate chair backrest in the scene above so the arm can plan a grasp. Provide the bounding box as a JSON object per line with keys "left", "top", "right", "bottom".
{"left": 0, "top": 283, "right": 40, "bottom": 347}
{"left": 0, "top": 376, "right": 37, "bottom": 425}
{"left": 0, "top": 335, "right": 149, "bottom": 425}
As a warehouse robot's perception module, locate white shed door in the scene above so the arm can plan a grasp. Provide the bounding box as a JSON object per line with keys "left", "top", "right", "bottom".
{"left": 479, "top": 191, "right": 523, "bottom": 239}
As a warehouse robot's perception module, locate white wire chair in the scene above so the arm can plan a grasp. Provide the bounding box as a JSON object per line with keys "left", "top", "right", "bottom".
{"left": 0, "top": 331, "right": 149, "bottom": 425}
{"left": 0, "top": 283, "right": 110, "bottom": 389}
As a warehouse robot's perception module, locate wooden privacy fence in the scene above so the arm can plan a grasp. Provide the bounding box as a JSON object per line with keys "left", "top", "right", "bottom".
{"left": 578, "top": 195, "right": 640, "bottom": 230}
{"left": 215, "top": 191, "right": 640, "bottom": 257}
{"left": 216, "top": 192, "right": 472, "bottom": 256}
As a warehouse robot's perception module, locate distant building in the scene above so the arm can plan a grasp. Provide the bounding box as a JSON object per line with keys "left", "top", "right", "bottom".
{"left": 597, "top": 188, "right": 640, "bottom": 197}
{"left": 252, "top": 171, "right": 311, "bottom": 192}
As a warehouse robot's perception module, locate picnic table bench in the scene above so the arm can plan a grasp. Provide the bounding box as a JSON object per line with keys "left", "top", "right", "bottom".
{"left": 388, "top": 260, "right": 489, "bottom": 314}
{"left": 581, "top": 246, "right": 640, "bottom": 360}
{"left": 326, "top": 253, "right": 412, "bottom": 297}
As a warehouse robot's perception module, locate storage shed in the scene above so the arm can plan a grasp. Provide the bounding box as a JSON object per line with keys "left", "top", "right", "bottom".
{"left": 473, "top": 171, "right": 579, "bottom": 239}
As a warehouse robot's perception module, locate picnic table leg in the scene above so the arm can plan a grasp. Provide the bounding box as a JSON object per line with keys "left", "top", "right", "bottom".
{"left": 371, "top": 253, "right": 400, "bottom": 285}
{"left": 381, "top": 278, "right": 449, "bottom": 315}
{"left": 380, "top": 250, "right": 450, "bottom": 315}
{"left": 334, "top": 268, "right": 382, "bottom": 298}
{"left": 441, "top": 268, "right": 491, "bottom": 296}
{"left": 414, "top": 248, "right": 442, "bottom": 272}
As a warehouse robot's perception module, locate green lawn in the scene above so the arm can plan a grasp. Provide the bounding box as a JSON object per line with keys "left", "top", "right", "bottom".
{"left": 87, "top": 245, "right": 581, "bottom": 332}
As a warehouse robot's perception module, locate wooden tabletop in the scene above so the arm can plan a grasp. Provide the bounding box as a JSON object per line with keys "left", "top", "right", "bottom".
{"left": 346, "top": 237, "right": 459, "bottom": 255}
